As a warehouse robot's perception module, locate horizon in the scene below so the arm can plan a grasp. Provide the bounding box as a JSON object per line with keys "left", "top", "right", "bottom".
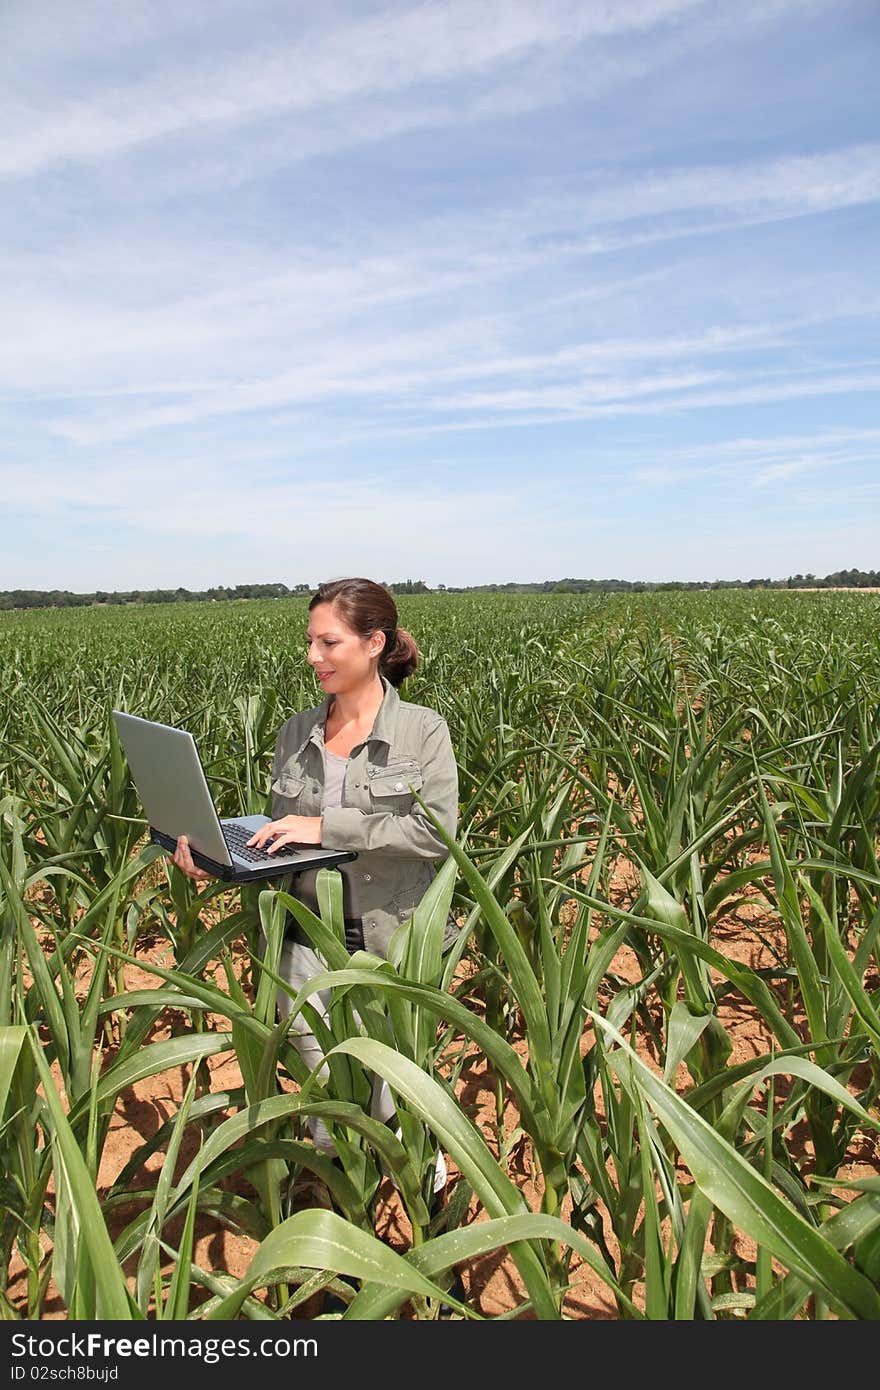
{"left": 4, "top": 567, "right": 879, "bottom": 603}
{"left": 2, "top": 2, "right": 878, "bottom": 590}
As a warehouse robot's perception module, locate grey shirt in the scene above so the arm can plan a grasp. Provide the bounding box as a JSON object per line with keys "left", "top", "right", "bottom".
{"left": 321, "top": 745, "right": 347, "bottom": 813}
{"left": 287, "top": 743, "right": 361, "bottom": 927}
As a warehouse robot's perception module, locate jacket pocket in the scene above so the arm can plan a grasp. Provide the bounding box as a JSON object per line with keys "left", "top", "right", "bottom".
{"left": 366, "top": 759, "right": 423, "bottom": 808}
{"left": 393, "top": 864, "right": 433, "bottom": 921}
{"left": 271, "top": 771, "right": 307, "bottom": 807}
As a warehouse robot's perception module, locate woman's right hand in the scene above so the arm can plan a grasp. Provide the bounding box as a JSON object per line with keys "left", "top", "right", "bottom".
{"left": 173, "top": 835, "right": 214, "bottom": 884}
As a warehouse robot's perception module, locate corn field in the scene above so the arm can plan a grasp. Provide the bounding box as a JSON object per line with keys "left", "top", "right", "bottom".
{"left": 1, "top": 590, "right": 879, "bottom": 1321}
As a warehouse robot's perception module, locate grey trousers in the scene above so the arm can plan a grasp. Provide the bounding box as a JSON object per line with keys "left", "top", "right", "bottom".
{"left": 275, "top": 937, "right": 447, "bottom": 1192}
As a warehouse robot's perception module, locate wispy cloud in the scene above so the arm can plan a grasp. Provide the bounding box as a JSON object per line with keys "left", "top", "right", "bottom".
{"left": 30, "top": 313, "right": 880, "bottom": 448}
{"left": 560, "top": 143, "right": 880, "bottom": 228}
{"left": 632, "top": 427, "right": 880, "bottom": 486}
{"left": 4, "top": 137, "right": 877, "bottom": 429}
{"left": 2, "top": 1, "right": 716, "bottom": 177}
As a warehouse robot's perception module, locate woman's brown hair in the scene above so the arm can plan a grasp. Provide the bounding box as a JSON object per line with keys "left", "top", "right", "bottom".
{"left": 309, "top": 577, "right": 419, "bottom": 687}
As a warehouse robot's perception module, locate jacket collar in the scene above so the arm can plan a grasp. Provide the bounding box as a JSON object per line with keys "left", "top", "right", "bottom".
{"left": 294, "top": 674, "right": 400, "bottom": 756}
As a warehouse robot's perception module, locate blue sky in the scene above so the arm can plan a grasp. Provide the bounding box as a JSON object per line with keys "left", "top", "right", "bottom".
{"left": 2, "top": 0, "right": 878, "bottom": 589}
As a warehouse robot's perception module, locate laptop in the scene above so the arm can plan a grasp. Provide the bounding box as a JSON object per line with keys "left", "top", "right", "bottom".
{"left": 112, "top": 710, "right": 357, "bottom": 884}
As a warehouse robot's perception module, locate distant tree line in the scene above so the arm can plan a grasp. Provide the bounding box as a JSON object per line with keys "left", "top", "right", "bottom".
{"left": 0, "top": 579, "right": 431, "bottom": 611}
{"left": 440, "top": 570, "right": 880, "bottom": 594}
{"left": 2, "top": 570, "right": 877, "bottom": 611}
{"left": 0, "top": 582, "right": 306, "bottom": 611}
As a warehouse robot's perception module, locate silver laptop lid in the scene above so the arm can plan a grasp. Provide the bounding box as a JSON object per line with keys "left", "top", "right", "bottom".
{"left": 112, "top": 710, "right": 233, "bottom": 866}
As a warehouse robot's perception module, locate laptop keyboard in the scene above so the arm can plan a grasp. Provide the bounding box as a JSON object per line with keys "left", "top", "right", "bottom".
{"left": 223, "top": 821, "right": 280, "bottom": 863}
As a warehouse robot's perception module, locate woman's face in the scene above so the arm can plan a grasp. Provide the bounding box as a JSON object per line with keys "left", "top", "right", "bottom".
{"left": 305, "top": 601, "right": 383, "bottom": 696}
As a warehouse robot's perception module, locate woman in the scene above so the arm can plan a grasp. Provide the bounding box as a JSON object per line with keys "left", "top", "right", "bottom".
{"left": 174, "top": 576, "right": 459, "bottom": 1166}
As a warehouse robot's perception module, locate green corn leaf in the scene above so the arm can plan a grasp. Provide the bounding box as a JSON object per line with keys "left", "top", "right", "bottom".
{"left": 409, "top": 793, "right": 552, "bottom": 1076}
{"left": 0, "top": 1025, "right": 28, "bottom": 1121}
{"left": 664, "top": 1000, "right": 714, "bottom": 1084}
{"left": 755, "top": 765, "right": 827, "bottom": 1045}
{"left": 205, "top": 1209, "right": 454, "bottom": 1319}
{"left": 165, "top": 1147, "right": 201, "bottom": 1320}
{"left": 347, "top": 1211, "right": 641, "bottom": 1320}
{"left": 591, "top": 1011, "right": 880, "bottom": 1321}
{"left": 328, "top": 1036, "right": 562, "bottom": 1319}
{"left": 28, "top": 1029, "right": 139, "bottom": 1320}
{"left": 800, "top": 876, "right": 880, "bottom": 1053}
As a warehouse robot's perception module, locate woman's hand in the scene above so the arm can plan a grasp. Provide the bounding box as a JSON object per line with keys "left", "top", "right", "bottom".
{"left": 173, "top": 835, "right": 215, "bottom": 883}
{"left": 247, "top": 816, "right": 324, "bottom": 853}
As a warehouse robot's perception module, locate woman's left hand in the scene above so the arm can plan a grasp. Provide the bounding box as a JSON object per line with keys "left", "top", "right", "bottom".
{"left": 247, "top": 815, "right": 324, "bottom": 852}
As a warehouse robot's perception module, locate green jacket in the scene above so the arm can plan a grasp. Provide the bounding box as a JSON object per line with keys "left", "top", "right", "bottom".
{"left": 270, "top": 676, "right": 459, "bottom": 958}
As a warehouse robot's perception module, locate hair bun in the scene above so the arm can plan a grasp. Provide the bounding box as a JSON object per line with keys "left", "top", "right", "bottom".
{"left": 381, "top": 625, "right": 419, "bottom": 686}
